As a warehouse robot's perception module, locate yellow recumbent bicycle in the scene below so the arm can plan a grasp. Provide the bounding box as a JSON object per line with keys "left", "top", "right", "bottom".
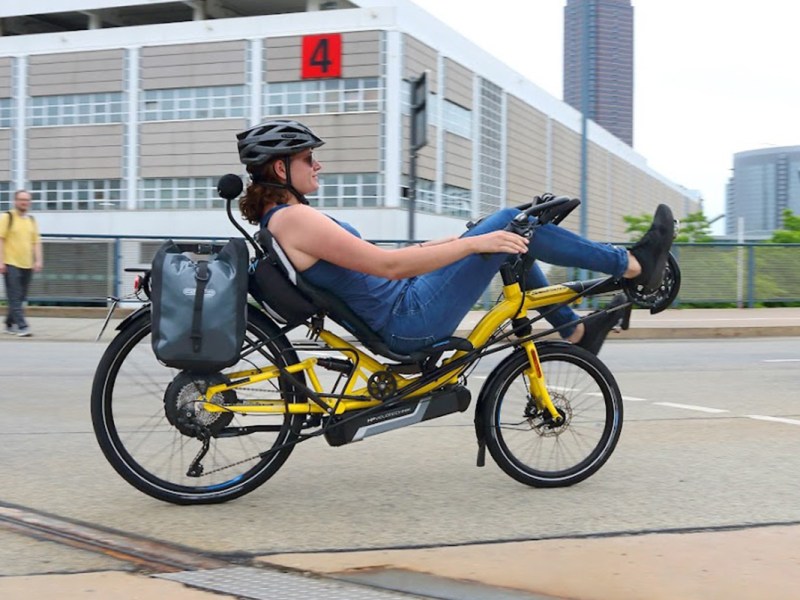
{"left": 91, "top": 187, "right": 681, "bottom": 505}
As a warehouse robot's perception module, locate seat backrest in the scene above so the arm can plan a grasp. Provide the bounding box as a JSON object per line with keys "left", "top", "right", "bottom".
{"left": 251, "top": 229, "right": 418, "bottom": 362}
{"left": 250, "top": 229, "right": 319, "bottom": 327}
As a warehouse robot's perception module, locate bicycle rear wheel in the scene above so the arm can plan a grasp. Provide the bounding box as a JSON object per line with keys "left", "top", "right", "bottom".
{"left": 480, "top": 342, "right": 623, "bottom": 487}
{"left": 91, "top": 306, "right": 305, "bottom": 504}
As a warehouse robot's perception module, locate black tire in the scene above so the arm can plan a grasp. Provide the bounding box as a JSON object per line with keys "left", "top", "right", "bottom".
{"left": 91, "top": 306, "right": 305, "bottom": 504}
{"left": 480, "top": 342, "right": 623, "bottom": 487}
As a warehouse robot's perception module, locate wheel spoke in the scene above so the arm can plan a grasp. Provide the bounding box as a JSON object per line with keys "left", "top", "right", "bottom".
{"left": 92, "top": 309, "right": 304, "bottom": 504}
{"left": 482, "top": 344, "right": 622, "bottom": 487}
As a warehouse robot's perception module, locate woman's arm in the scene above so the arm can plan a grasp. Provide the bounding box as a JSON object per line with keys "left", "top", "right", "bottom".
{"left": 418, "top": 235, "right": 458, "bottom": 248}
{"left": 270, "top": 204, "right": 528, "bottom": 279}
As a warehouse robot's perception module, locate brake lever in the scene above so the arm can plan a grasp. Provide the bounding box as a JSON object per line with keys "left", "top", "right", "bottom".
{"left": 505, "top": 217, "right": 534, "bottom": 238}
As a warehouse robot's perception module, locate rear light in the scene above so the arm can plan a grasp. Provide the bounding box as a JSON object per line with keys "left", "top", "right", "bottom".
{"left": 133, "top": 275, "right": 143, "bottom": 292}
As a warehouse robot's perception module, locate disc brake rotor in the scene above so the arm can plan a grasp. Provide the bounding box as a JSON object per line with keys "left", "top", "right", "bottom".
{"left": 525, "top": 392, "right": 573, "bottom": 437}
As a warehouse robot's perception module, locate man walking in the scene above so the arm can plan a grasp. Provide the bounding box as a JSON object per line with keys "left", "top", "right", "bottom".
{"left": 0, "top": 190, "right": 43, "bottom": 337}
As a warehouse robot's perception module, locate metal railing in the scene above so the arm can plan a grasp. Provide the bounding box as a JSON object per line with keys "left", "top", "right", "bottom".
{"left": 3, "top": 236, "right": 800, "bottom": 308}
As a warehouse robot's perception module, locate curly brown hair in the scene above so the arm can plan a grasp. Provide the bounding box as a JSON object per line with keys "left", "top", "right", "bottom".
{"left": 238, "top": 160, "right": 292, "bottom": 225}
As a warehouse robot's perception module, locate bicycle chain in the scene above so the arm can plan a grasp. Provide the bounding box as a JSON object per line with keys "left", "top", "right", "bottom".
{"left": 187, "top": 383, "right": 294, "bottom": 477}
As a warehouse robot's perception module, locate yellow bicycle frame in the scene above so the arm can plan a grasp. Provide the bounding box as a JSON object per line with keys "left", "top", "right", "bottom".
{"left": 202, "top": 281, "right": 583, "bottom": 422}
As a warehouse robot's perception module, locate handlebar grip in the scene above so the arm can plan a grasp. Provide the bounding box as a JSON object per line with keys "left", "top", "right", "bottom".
{"left": 518, "top": 195, "right": 573, "bottom": 219}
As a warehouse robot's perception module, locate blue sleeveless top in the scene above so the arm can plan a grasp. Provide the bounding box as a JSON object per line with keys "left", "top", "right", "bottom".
{"left": 260, "top": 206, "right": 408, "bottom": 333}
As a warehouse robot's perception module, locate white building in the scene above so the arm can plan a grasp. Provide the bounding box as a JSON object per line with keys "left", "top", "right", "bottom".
{"left": 0, "top": 0, "right": 699, "bottom": 245}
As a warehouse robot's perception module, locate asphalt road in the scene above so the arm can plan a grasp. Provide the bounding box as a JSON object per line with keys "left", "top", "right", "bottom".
{"left": 1, "top": 337, "right": 799, "bottom": 577}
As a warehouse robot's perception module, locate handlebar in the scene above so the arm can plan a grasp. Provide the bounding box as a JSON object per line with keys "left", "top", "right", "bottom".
{"left": 505, "top": 195, "right": 579, "bottom": 239}
{"left": 513, "top": 195, "right": 573, "bottom": 221}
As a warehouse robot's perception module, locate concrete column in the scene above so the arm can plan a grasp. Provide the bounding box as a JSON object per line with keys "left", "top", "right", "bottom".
{"left": 248, "top": 38, "right": 262, "bottom": 127}
{"left": 383, "top": 30, "right": 402, "bottom": 208}
{"left": 124, "top": 48, "right": 139, "bottom": 210}
{"left": 470, "top": 75, "right": 480, "bottom": 220}
{"left": 13, "top": 55, "right": 26, "bottom": 191}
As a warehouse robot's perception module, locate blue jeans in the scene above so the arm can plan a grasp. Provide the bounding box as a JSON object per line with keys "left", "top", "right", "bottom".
{"left": 381, "top": 208, "right": 629, "bottom": 353}
{"left": 4, "top": 265, "right": 33, "bottom": 330}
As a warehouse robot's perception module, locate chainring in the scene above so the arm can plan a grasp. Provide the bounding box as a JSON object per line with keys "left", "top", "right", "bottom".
{"left": 621, "top": 252, "right": 681, "bottom": 314}
{"left": 367, "top": 371, "right": 397, "bottom": 400}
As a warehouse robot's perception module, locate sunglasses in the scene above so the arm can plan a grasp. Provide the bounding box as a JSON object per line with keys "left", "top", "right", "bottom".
{"left": 294, "top": 153, "right": 315, "bottom": 166}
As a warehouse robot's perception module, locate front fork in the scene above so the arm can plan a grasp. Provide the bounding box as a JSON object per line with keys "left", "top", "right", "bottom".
{"left": 499, "top": 256, "right": 563, "bottom": 425}
{"left": 521, "top": 340, "right": 563, "bottom": 424}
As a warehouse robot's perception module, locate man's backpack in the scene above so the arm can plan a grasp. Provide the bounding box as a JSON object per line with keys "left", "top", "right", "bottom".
{"left": 150, "top": 238, "right": 249, "bottom": 373}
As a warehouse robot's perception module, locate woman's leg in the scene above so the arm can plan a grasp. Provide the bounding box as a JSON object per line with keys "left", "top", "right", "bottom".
{"left": 526, "top": 261, "right": 580, "bottom": 339}
{"left": 528, "top": 223, "right": 629, "bottom": 278}
{"left": 383, "top": 208, "right": 628, "bottom": 352}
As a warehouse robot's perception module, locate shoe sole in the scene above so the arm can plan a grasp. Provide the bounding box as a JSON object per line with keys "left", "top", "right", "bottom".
{"left": 639, "top": 205, "right": 675, "bottom": 291}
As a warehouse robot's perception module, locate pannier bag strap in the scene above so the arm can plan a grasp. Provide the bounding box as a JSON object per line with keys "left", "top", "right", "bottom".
{"left": 191, "top": 260, "right": 210, "bottom": 353}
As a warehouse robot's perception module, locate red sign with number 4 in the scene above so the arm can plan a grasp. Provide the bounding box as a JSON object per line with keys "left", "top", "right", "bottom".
{"left": 302, "top": 34, "right": 342, "bottom": 79}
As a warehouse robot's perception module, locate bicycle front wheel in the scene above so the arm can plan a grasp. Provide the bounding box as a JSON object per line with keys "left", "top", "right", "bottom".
{"left": 480, "top": 342, "right": 623, "bottom": 487}
{"left": 91, "top": 306, "right": 305, "bottom": 504}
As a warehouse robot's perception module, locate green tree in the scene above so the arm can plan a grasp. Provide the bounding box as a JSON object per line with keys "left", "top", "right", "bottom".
{"left": 770, "top": 209, "right": 800, "bottom": 243}
{"left": 623, "top": 210, "right": 712, "bottom": 243}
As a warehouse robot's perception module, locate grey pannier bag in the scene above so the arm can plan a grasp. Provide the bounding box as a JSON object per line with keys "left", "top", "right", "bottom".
{"left": 150, "top": 239, "right": 249, "bottom": 372}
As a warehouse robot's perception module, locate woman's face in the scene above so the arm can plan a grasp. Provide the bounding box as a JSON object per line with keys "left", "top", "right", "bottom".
{"left": 286, "top": 149, "right": 321, "bottom": 196}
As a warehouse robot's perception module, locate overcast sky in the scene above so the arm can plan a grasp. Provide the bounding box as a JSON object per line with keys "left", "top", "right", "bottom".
{"left": 408, "top": 0, "right": 799, "bottom": 233}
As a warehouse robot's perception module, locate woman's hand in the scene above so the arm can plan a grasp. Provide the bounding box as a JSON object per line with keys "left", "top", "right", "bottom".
{"left": 470, "top": 230, "right": 529, "bottom": 255}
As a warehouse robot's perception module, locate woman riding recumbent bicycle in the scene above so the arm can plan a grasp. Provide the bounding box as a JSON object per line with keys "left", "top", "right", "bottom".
{"left": 91, "top": 119, "right": 680, "bottom": 505}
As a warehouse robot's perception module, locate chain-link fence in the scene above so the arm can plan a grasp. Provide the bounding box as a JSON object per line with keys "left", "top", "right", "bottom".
{"left": 480, "top": 242, "right": 800, "bottom": 309}
{"left": 1, "top": 237, "right": 799, "bottom": 308}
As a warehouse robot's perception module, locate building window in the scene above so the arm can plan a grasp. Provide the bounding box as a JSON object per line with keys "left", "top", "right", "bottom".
{"left": 0, "top": 98, "right": 11, "bottom": 128}
{"left": 0, "top": 181, "right": 10, "bottom": 211}
{"left": 139, "top": 177, "right": 221, "bottom": 209}
{"left": 265, "top": 78, "right": 382, "bottom": 115}
{"left": 399, "top": 176, "right": 436, "bottom": 214}
{"left": 401, "top": 82, "right": 473, "bottom": 139}
{"left": 29, "top": 93, "right": 124, "bottom": 127}
{"left": 142, "top": 86, "right": 246, "bottom": 121}
{"left": 442, "top": 184, "right": 472, "bottom": 218}
{"left": 307, "top": 173, "right": 382, "bottom": 208}
{"left": 31, "top": 180, "right": 123, "bottom": 211}
{"left": 442, "top": 99, "right": 472, "bottom": 139}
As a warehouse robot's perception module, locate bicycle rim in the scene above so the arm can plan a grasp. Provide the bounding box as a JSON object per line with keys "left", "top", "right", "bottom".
{"left": 485, "top": 344, "right": 622, "bottom": 487}
{"left": 92, "top": 309, "right": 303, "bottom": 504}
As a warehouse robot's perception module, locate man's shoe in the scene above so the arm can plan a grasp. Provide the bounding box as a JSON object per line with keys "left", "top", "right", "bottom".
{"left": 4, "top": 325, "right": 17, "bottom": 335}
{"left": 17, "top": 327, "right": 32, "bottom": 337}
{"left": 630, "top": 204, "right": 675, "bottom": 293}
{"left": 577, "top": 294, "right": 629, "bottom": 355}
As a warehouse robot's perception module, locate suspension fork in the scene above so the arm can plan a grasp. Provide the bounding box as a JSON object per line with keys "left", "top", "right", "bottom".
{"left": 520, "top": 340, "right": 562, "bottom": 423}
{"left": 497, "top": 259, "right": 562, "bottom": 423}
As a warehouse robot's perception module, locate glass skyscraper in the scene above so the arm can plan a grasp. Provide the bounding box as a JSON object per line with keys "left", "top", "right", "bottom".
{"left": 563, "top": 0, "right": 634, "bottom": 146}
{"left": 726, "top": 146, "right": 800, "bottom": 237}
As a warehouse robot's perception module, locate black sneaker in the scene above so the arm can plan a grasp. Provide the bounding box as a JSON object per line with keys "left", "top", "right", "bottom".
{"left": 630, "top": 204, "right": 675, "bottom": 292}
{"left": 577, "top": 294, "right": 629, "bottom": 355}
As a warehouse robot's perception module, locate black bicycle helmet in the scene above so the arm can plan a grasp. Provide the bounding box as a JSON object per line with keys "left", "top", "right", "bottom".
{"left": 237, "top": 119, "right": 325, "bottom": 166}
